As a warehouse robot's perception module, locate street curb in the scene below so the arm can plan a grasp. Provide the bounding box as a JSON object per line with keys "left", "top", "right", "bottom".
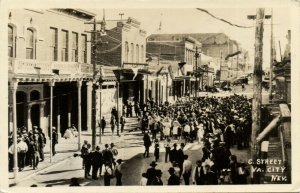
{"left": 9, "top": 154, "right": 75, "bottom": 187}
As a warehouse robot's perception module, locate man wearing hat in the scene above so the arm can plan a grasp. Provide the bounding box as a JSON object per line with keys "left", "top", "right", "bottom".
{"left": 102, "top": 144, "right": 113, "bottom": 168}
{"left": 37, "top": 127, "right": 46, "bottom": 161}
{"left": 91, "top": 146, "right": 103, "bottom": 180}
{"left": 167, "top": 167, "right": 180, "bottom": 185}
{"left": 52, "top": 127, "right": 58, "bottom": 156}
{"left": 151, "top": 169, "right": 163, "bottom": 185}
{"left": 146, "top": 161, "right": 157, "bottom": 185}
{"left": 192, "top": 160, "right": 205, "bottom": 185}
{"left": 177, "top": 143, "right": 185, "bottom": 176}
{"left": 17, "top": 137, "right": 28, "bottom": 171}
{"left": 169, "top": 143, "right": 178, "bottom": 163}
{"left": 115, "top": 159, "right": 123, "bottom": 186}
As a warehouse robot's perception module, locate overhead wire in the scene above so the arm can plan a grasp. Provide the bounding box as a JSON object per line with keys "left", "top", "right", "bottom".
{"left": 196, "top": 8, "right": 252, "bottom": 28}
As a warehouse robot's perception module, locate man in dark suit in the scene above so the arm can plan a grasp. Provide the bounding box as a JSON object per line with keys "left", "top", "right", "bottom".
{"left": 151, "top": 169, "right": 163, "bottom": 185}
{"left": 52, "top": 127, "right": 58, "bottom": 156}
{"left": 170, "top": 143, "right": 178, "bottom": 163}
{"left": 37, "top": 127, "right": 46, "bottom": 161}
{"left": 146, "top": 161, "right": 157, "bottom": 185}
{"left": 84, "top": 143, "right": 92, "bottom": 178}
{"left": 177, "top": 143, "right": 185, "bottom": 176}
{"left": 168, "top": 167, "right": 180, "bottom": 185}
{"left": 192, "top": 160, "right": 205, "bottom": 185}
{"left": 91, "top": 146, "right": 103, "bottom": 180}
{"left": 102, "top": 144, "right": 113, "bottom": 168}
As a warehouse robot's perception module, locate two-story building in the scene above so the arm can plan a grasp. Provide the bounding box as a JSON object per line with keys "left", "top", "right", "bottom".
{"left": 95, "top": 17, "right": 148, "bottom": 112}
{"left": 146, "top": 34, "right": 202, "bottom": 98}
{"left": 8, "top": 9, "right": 96, "bottom": 137}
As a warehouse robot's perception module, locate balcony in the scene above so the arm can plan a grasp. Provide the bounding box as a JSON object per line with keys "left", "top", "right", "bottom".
{"left": 9, "top": 58, "right": 97, "bottom": 81}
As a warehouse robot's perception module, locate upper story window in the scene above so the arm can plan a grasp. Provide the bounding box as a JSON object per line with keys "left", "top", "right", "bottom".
{"left": 50, "top": 27, "right": 58, "bottom": 61}
{"left": 130, "top": 43, "right": 134, "bottom": 63}
{"left": 71, "top": 32, "right": 78, "bottom": 62}
{"left": 8, "top": 25, "right": 15, "bottom": 57}
{"left": 61, "top": 30, "right": 68, "bottom": 62}
{"left": 81, "top": 34, "right": 87, "bottom": 63}
{"left": 140, "top": 45, "right": 144, "bottom": 62}
{"left": 26, "top": 28, "right": 35, "bottom": 59}
{"left": 136, "top": 44, "right": 139, "bottom": 63}
{"left": 124, "top": 41, "right": 129, "bottom": 62}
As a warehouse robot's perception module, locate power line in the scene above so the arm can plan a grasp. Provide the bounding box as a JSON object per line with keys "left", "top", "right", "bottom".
{"left": 196, "top": 8, "right": 252, "bottom": 28}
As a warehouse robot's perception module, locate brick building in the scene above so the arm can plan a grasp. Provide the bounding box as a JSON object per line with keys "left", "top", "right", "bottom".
{"left": 146, "top": 34, "right": 202, "bottom": 98}
{"left": 95, "top": 17, "right": 148, "bottom": 110}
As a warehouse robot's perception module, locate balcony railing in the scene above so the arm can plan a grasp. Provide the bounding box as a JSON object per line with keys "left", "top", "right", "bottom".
{"left": 9, "top": 58, "right": 95, "bottom": 77}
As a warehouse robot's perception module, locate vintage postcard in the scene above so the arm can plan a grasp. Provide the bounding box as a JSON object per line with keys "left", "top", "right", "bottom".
{"left": 0, "top": 0, "right": 299, "bottom": 192}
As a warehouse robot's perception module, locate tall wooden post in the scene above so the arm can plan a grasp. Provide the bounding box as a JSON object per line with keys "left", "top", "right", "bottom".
{"left": 91, "top": 19, "right": 97, "bottom": 150}
{"left": 269, "top": 9, "right": 273, "bottom": 101}
{"left": 251, "top": 8, "right": 265, "bottom": 184}
{"left": 49, "top": 81, "right": 55, "bottom": 162}
{"left": 77, "top": 80, "right": 82, "bottom": 150}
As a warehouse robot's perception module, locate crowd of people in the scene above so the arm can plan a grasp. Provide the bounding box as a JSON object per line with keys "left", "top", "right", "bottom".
{"left": 8, "top": 125, "right": 57, "bottom": 172}
{"left": 9, "top": 94, "right": 255, "bottom": 186}
{"left": 139, "top": 94, "right": 252, "bottom": 185}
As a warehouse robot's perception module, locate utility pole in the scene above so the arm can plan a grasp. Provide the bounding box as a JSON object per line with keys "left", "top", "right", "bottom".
{"left": 269, "top": 8, "right": 274, "bottom": 101}
{"left": 91, "top": 19, "right": 97, "bottom": 150}
{"left": 251, "top": 8, "right": 265, "bottom": 184}
{"left": 195, "top": 47, "right": 199, "bottom": 97}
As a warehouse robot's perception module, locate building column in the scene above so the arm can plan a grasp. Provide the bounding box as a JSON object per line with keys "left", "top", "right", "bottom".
{"left": 56, "top": 90, "right": 61, "bottom": 137}
{"left": 166, "top": 75, "right": 169, "bottom": 102}
{"left": 10, "top": 80, "right": 18, "bottom": 179}
{"left": 77, "top": 81, "right": 82, "bottom": 150}
{"left": 183, "top": 79, "right": 186, "bottom": 96}
{"left": 189, "top": 80, "right": 192, "bottom": 98}
{"left": 9, "top": 105, "right": 13, "bottom": 134}
{"left": 27, "top": 103, "right": 32, "bottom": 130}
{"left": 68, "top": 89, "right": 72, "bottom": 128}
{"left": 39, "top": 101, "right": 46, "bottom": 133}
{"left": 49, "top": 81, "right": 55, "bottom": 162}
{"left": 86, "top": 81, "right": 92, "bottom": 132}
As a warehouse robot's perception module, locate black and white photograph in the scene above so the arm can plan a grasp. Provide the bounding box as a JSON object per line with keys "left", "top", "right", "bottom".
{"left": 1, "top": 0, "right": 300, "bottom": 192}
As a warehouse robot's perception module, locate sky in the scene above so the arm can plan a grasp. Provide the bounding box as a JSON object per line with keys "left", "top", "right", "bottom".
{"left": 90, "top": 8, "right": 292, "bottom": 70}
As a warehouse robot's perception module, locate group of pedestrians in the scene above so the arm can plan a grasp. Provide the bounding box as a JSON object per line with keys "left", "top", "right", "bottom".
{"left": 8, "top": 126, "right": 57, "bottom": 171}
{"left": 78, "top": 141, "right": 123, "bottom": 186}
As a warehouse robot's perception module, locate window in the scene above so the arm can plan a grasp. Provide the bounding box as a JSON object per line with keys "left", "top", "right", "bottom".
{"left": 81, "top": 34, "right": 87, "bottom": 63}
{"left": 26, "top": 29, "right": 34, "bottom": 59}
{"left": 61, "top": 30, "right": 68, "bottom": 61}
{"left": 50, "top": 27, "right": 58, "bottom": 61}
{"left": 130, "top": 43, "right": 134, "bottom": 63}
{"left": 136, "top": 44, "right": 139, "bottom": 63}
{"left": 124, "top": 41, "right": 129, "bottom": 62}
{"left": 71, "top": 32, "right": 78, "bottom": 62}
{"left": 140, "top": 45, "right": 144, "bottom": 62}
{"left": 8, "top": 25, "right": 14, "bottom": 57}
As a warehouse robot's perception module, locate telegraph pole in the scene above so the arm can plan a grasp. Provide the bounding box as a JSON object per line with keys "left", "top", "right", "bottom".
{"left": 251, "top": 8, "right": 265, "bottom": 184}
{"left": 269, "top": 8, "right": 274, "bottom": 101}
{"left": 91, "top": 19, "right": 97, "bottom": 150}
{"left": 195, "top": 47, "right": 199, "bottom": 97}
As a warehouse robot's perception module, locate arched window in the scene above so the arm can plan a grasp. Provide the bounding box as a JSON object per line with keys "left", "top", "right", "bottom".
{"left": 8, "top": 25, "right": 15, "bottom": 57}
{"left": 26, "top": 28, "right": 35, "bottom": 59}
{"left": 136, "top": 44, "right": 139, "bottom": 63}
{"left": 30, "top": 90, "right": 40, "bottom": 101}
